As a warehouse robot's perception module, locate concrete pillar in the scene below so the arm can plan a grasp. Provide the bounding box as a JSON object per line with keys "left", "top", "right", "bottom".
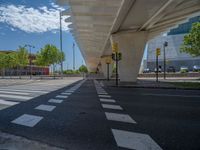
{"left": 100, "top": 56, "right": 113, "bottom": 79}
{"left": 110, "top": 31, "right": 148, "bottom": 82}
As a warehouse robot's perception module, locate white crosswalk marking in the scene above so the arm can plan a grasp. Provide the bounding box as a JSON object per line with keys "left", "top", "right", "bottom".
{"left": 0, "top": 94, "right": 33, "bottom": 100}
{"left": 0, "top": 91, "right": 31, "bottom": 95}
{"left": 0, "top": 89, "right": 48, "bottom": 94}
{"left": 0, "top": 99, "right": 19, "bottom": 106}
{"left": 0, "top": 78, "right": 84, "bottom": 110}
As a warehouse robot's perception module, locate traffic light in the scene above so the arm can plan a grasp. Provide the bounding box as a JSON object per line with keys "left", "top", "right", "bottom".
{"left": 118, "top": 52, "right": 122, "bottom": 61}
{"left": 112, "top": 53, "right": 116, "bottom": 61}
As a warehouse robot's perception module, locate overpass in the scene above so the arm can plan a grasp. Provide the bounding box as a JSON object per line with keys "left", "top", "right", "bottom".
{"left": 57, "top": 0, "right": 200, "bottom": 82}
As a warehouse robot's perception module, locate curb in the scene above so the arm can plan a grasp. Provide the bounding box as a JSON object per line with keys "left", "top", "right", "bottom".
{"left": 108, "top": 85, "right": 200, "bottom": 90}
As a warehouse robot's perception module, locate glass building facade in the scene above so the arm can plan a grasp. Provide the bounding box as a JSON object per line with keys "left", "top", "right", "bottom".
{"left": 146, "top": 16, "right": 200, "bottom": 72}
{"left": 168, "top": 16, "right": 200, "bottom": 35}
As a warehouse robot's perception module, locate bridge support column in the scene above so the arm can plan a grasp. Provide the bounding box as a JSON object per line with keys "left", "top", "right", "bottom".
{"left": 110, "top": 31, "right": 148, "bottom": 82}
{"left": 100, "top": 57, "right": 113, "bottom": 79}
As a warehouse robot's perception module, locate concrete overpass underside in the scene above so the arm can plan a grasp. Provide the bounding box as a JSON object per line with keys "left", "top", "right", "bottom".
{"left": 57, "top": 0, "right": 200, "bottom": 82}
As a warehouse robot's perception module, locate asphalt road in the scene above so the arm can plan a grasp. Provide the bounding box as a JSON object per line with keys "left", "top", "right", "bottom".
{"left": 0, "top": 79, "right": 199, "bottom": 150}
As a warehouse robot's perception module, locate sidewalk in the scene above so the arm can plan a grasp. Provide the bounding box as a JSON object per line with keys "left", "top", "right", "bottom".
{"left": 99, "top": 78, "right": 200, "bottom": 90}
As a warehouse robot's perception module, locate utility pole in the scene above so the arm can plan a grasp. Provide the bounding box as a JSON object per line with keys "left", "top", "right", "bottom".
{"left": 73, "top": 43, "right": 75, "bottom": 70}
{"left": 163, "top": 41, "right": 168, "bottom": 79}
{"left": 59, "top": 11, "right": 63, "bottom": 78}
{"left": 25, "top": 44, "right": 35, "bottom": 80}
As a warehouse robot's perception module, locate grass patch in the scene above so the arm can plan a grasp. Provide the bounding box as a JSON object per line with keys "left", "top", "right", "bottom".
{"left": 171, "top": 82, "right": 200, "bottom": 89}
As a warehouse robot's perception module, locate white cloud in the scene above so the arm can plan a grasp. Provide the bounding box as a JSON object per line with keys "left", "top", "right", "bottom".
{"left": 0, "top": 4, "right": 70, "bottom": 33}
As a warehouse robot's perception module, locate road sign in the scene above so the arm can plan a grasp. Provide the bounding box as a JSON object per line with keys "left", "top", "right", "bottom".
{"left": 156, "top": 48, "right": 161, "bottom": 56}
{"left": 112, "top": 42, "right": 119, "bottom": 52}
{"left": 105, "top": 57, "right": 112, "bottom": 64}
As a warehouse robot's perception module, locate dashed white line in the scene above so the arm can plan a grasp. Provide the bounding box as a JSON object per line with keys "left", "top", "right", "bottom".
{"left": 56, "top": 95, "right": 68, "bottom": 99}
{"left": 105, "top": 112, "right": 136, "bottom": 124}
{"left": 48, "top": 99, "right": 63, "bottom": 104}
{"left": 97, "top": 92, "right": 108, "bottom": 95}
{"left": 100, "top": 98, "right": 116, "bottom": 103}
{"left": 11, "top": 114, "right": 43, "bottom": 127}
{"left": 99, "top": 95, "right": 111, "bottom": 98}
{"left": 35, "top": 104, "right": 56, "bottom": 112}
{"left": 101, "top": 104, "right": 123, "bottom": 110}
{"left": 61, "top": 92, "right": 72, "bottom": 95}
{"left": 111, "top": 129, "right": 162, "bottom": 150}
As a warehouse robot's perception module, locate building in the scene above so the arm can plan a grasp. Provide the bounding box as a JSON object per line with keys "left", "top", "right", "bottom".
{"left": 146, "top": 16, "right": 200, "bottom": 72}
{"left": 0, "top": 50, "right": 49, "bottom": 76}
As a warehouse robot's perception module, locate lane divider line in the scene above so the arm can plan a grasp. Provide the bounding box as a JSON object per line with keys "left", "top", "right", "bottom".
{"left": 11, "top": 114, "right": 43, "bottom": 127}
{"left": 35, "top": 104, "right": 56, "bottom": 112}
{"left": 105, "top": 112, "right": 137, "bottom": 124}
{"left": 111, "top": 129, "right": 162, "bottom": 150}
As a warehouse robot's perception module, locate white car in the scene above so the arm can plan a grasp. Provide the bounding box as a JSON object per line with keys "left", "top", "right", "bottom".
{"left": 180, "top": 66, "right": 189, "bottom": 73}
{"left": 193, "top": 65, "right": 200, "bottom": 72}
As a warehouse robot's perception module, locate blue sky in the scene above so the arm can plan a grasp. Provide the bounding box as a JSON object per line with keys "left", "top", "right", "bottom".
{"left": 0, "top": 0, "right": 85, "bottom": 70}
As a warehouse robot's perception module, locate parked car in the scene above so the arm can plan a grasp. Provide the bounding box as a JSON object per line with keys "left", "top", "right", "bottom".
{"left": 167, "top": 66, "right": 175, "bottom": 73}
{"left": 180, "top": 66, "right": 189, "bottom": 73}
{"left": 193, "top": 65, "right": 200, "bottom": 72}
{"left": 143, "top": 68, "right": 150, "bottom": 73}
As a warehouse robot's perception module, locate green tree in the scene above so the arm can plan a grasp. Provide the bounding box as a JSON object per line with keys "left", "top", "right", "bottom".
{"left": 79, "top": 65, "right": 88, "bottom": 73}
{"left": 16, "top": 46, "right": 29, "bottom": 78}
{"left": 0, "top": 53, "right": 6, "bottom": 78}
{"left": 36, "top": 44, "right": 65, "bottom": 77}
{"left": 58, "top": 51, "right": 65, "bottom": 64}
{"left": 181, "top": 22, "right": 200, "bottom": 56}
{"left": 4, "top": 53, "right": 18, "bottom": 78}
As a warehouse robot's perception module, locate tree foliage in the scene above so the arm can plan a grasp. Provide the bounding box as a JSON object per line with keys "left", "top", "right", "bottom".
{"left": 79, "top": 65, "right": 88, "bottom": 73}
{"left": 16, "top": 46, "right": 29, "bottom": 67}
{"left": 36, "top": 44, "right": 65, "bottom": 66}
{"left": 181, "top": 22, "right": 200, "bottom": 57}
{"left": 0, "top": 44, "right": 65, "bottom": 77}
{"left": 36, "top": 44, "right": 65, "bottom": 75}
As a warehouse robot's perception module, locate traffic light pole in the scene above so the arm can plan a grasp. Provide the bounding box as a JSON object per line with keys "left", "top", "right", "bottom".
{"left": 163, "top": 41, "right": 168, "bottom": 80}
{"left": 156, "top": 53, "right": 158, "bottom": 82}
{"left": 163, "top": 45, "right": 166, "bottom": 79}
{"left": 115, "top": 52, "right": 118, "bottom": 86}
{"left": 107, "top": 63, "right": 110, "bottom": 81}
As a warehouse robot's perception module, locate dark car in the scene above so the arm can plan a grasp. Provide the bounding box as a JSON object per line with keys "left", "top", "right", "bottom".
{"left": 167, "top": 66, "right": 175, "bottom": 73}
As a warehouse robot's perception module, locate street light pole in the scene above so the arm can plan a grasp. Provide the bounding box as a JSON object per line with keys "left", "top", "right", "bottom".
{"left": 59, "top": 11, "right": 63, "bottom": 78}
{"left": 163, "top": 41, "right": 168, "bottom": 79}
{"left": 73, "top": 43, "right": 75, "bottom": 70}
{"left": 25, "top": 44, "right": 35, "bottom": 79}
